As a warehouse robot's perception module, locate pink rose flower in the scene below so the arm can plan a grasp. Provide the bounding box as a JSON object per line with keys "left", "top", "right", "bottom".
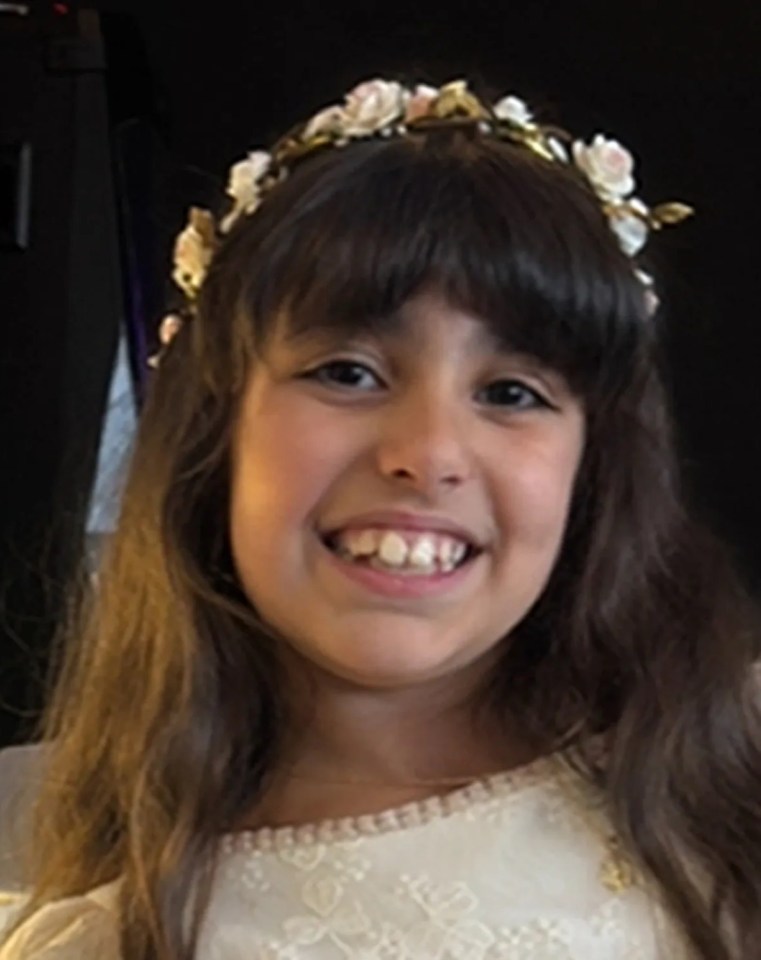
{"left": 341, "top": 78, "right": 406, "bottom": 137}
{"left": 404, "top": 84, "right": 438, "bottom": 123}
{"left": 572, "top": 135, "right": 636, "bottom": 198}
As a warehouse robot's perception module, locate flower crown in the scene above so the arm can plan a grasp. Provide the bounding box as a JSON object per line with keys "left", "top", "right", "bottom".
{"left": 151, "top": 77, "right": 693, "bottom": 365}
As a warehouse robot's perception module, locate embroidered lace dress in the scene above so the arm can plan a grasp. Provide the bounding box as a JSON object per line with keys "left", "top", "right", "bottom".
{"left": 0, "top": 749, "right": 693, "bottom": 959}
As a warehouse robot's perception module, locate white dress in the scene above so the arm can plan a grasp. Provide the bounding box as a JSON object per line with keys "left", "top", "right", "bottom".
{"left": 0, "top": 745, "right": 693, "bottom": 959}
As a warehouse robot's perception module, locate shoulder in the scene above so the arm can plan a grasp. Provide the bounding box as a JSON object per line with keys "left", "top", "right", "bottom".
{"left": 0, "top": 745, "right": 120, "bottom": 958}
{"left": 0, "top": 882, "right": 120, "bottom": 960}
{"left": 0, "top": 744, "right": 48, "bottom": 788}
{"left": 0, "top": 744, "right": 49, "bottom": 891}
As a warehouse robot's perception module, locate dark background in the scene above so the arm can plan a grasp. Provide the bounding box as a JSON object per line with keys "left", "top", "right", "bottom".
{"left": 1, "top": 0, "right": 759, "bottom": 746}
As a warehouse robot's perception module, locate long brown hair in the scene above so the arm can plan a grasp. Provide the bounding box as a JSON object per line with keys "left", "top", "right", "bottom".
{"left": 5, "top": 129, "right": 760, "bottom": 959}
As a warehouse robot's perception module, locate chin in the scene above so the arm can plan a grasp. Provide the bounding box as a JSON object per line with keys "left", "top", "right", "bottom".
{"left": 289, "top": 626, "right": 490, "bottom": 690}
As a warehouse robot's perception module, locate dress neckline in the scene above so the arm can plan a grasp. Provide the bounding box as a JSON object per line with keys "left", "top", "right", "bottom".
{"left": 219, "top": 749, "right": 567, "bottom": 855}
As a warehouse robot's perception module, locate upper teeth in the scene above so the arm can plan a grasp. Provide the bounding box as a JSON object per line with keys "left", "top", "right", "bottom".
{"left": 332, "top": 528, "right": 471, "bottom": 572}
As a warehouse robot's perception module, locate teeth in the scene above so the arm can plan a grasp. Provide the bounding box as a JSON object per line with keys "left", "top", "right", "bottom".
{"left": 352, "top": 530, "right": 377, "bottom": 557}
{"left": 438, "top": 538, "right": 455, "bottom": 566}
{"left": 408, "top": 537, "right": 437, "bottom": 567}
{"left": 450, "top": 541, "right": 468, "bottom": 566}
{"left": 331, "top": 528, "right": 473, "bottom": 574}
{"left": 378, "top": 531, "right": 410, "bottom": 567}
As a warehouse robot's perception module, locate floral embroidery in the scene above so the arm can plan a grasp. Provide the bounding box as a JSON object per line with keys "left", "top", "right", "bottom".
{"left": 494, "top": 918, "right": 574, "bottom": 959}
{"left": 277, "top": 843, "right": 327, "bottom": 873}
{"left": 227, "top": 852, "right": 271, "bottom": 895}
{"left": 495, "top": 899, "right": 651, "bottom": 959}
{"left": 398, "top": 874, "right": 496, "bottom": 958}
{"left": 329, "top": 841, "right": 371, "bottom": 883}
{"left": 283, "top": 874, "right": 372, "bottom": 955}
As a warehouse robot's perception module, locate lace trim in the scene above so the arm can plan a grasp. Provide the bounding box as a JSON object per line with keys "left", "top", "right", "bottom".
{"left": 220, "top": 751, "right": 567, "bottom": 854}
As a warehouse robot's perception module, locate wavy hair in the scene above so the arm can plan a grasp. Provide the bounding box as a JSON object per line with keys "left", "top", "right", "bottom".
{"left": 5, "top": 128, "right": 760, "bottom": 959}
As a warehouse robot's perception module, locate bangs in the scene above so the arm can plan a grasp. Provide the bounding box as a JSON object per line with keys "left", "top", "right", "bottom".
{"left": 224, "top": 134, "right": 648, "bottom": 397}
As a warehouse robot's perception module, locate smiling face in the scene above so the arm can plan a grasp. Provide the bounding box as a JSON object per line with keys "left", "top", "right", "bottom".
{"left": 229, "top": 289, "right": 585, "bottom": 693}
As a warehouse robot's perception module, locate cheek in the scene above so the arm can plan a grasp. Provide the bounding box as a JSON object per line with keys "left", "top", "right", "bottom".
{"left": 229, "top": 434, "right": 311, "bottom": 603}
{"left": 494, "top": 427, "right": 582, "bottom": 542}
{"left": 230, "top": 399, "right": 353, "bottom": 535}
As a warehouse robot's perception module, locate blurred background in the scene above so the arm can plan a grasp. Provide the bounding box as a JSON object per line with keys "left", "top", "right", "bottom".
{"left": 0, "top": 0, "right": 758, "bottom": 746}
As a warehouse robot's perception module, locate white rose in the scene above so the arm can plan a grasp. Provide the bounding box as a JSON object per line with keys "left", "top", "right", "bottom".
{"left": 494, "top": 94, "right": 532, "bottom": 126}
{"left": 547, "top": 135, "right": 569, "bottom": 162}
{"left": 606, "top": 200, "right": 649, "bottom": 256}
{"left": 303, "top": 104, "right": 345, "bottom": 140}
{"left": 404, "top": 83, "right": 439, "bottom": 123}
{"left": 341, "top": 78, "right": 406, "bottom": 137}
{"left": 220, "top": 151, "right": 270, "bottom": 233}
{"left": 633, "top": 268, "right": 660, "bottom": 314}
{"left": 158, "top": 313, "right": 184, "bottom": 346}
{"left": 172, "top": 211, "right": 215, "bottom": 297}
{"left": 227, "top": 151, "right": 270, "bottom": 208}
{"left": 643, "top": 288, "right": 660, "bottom": 315}
{"left": 572, "top": 134, "right": 636, "bottom": 198}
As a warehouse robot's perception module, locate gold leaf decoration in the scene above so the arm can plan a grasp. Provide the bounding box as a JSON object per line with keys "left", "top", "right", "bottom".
{"left": 431, "top": 80, "right": 489, "bottom": 121}
{"left": 188, "top": 208, "right": 218, "bottom": 249}
{"left": 650, "top": 202, "right": 695, "bottom": 225}
{"left": 522, "top": 133, "right": 556, "bottom": 163}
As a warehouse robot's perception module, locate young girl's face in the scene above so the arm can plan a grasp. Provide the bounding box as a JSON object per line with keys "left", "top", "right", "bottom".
{"left": 230, "top": 289, "right": 585, "bottom": 691}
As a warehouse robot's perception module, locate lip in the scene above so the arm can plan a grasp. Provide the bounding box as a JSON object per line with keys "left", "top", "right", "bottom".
{"left": 317, "top": 533, "right": 482, "bottom": 600}
{"left": 320, "top": 510, "right": 484, "bottom": 549}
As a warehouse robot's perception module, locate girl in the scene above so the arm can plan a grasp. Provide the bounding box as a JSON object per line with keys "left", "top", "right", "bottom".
{"left": 0, "top": 77, "right": 759, "bottom": 960}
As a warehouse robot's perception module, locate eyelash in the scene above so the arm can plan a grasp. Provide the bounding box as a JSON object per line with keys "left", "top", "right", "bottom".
{"left": 301, "top": 359, "right": 552, "bottom": 411}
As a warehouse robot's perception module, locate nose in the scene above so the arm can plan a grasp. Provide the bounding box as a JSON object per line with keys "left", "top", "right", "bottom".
{"left": 375, "top": 387, "right": 474, "bottom": 495}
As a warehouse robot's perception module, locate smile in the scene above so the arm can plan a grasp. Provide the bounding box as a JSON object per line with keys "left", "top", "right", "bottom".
{"left": 318, "top": 532, "right": 483, "bottom": 600}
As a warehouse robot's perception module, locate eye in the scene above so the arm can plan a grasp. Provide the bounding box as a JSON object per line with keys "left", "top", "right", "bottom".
{"left": 301, "top": 359, "right": 382, "bottom": 391}
{"left": 479, "top": 379, "right": 550, "bottom": 410}
{"left": 300, "top": 362, "right": 552, "bottom": 410}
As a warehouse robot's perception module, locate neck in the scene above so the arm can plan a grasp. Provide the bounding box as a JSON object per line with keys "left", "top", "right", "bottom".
{"left": 277, "top": 654, "right": 541, "bottom": 786}
{"left": 230, "top": 654, "right": 549, "bottom": 833}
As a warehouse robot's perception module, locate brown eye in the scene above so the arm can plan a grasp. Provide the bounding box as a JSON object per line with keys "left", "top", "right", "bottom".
{"left": 303, "top": 360, "right": 382, "bottom": 390}
{"left": 480, "top": 380, "right": 548, "bottom": 409}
